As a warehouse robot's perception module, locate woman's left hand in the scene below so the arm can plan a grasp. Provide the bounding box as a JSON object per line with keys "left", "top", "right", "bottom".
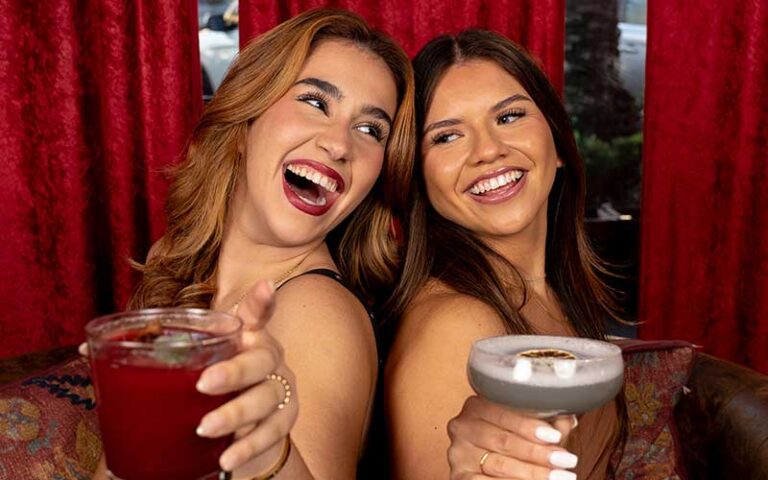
{"left": 195, "top": 280, "right": 299, "bottom": 477}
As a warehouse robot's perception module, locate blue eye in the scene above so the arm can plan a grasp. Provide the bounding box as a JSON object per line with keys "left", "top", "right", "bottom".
{"left": 297, "top": 92, "right": 329, "bottom": 113}
{"left": 498, "top": 109, "right": 525, "bottom": 124}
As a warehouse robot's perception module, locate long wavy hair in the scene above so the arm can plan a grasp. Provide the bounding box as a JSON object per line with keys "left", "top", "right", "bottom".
{"left": 129, "top": 9, "right": 415, "bottom": 309}
{"left": 384, "top": 30, "right": 620, "bottom": 339}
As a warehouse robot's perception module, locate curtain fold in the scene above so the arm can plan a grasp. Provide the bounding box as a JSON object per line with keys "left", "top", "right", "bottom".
{"left": 239, "top": 0, "right": 565, "bottom": 90}
{"left": 639, "top": 0, "right": 768, "bottom": 372}
{"left": 0, "top": 1, "right": 202, "bottom": 358}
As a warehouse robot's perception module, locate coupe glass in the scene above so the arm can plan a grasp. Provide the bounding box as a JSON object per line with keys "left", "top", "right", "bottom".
{"left": 87, "top": 308, "right": 242, "bottom": 480}
{"left": 468, "top": 335, "right": 624, "bottom": 418}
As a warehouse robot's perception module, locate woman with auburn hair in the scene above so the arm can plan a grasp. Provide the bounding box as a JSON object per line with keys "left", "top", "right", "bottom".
{"left": 94, "top": 8, "right": 415, "bottom": 480}
{"left": 383, "top": 30, "right": 622, "bottom": 480}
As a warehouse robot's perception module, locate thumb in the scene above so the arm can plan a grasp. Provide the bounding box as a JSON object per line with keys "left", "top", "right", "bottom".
{"left": 233, "top": 280, "right": 276, "bottom": 330}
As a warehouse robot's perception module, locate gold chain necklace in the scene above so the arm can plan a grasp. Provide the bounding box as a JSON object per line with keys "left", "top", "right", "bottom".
{"left": 229, "top": 253, "right": 313, "bottom": 315}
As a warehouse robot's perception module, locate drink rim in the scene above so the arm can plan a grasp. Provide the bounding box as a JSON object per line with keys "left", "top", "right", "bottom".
{"left": 471, "top": 334, "right": 623, "bottom": 364}
{"left": 86, "top": 308, "right": 243, "bottom": 350}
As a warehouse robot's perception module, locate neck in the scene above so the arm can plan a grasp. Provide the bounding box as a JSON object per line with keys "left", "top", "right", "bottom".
{"left": 479, "top": 208, "right": 549, "bottom": 296}
{"left": 213, "top": 225, "right": 329, "bottom": 311}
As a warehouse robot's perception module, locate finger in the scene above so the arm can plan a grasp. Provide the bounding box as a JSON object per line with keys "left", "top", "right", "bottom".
{"left": 219, "top": 404, "right": 296, "bottom": 472}
{"left": 196, "top": 344, "right": 282, "bottom": 395}
{"left": 196, "top": 377, "right": 288, "bottom": 438}
{"left": 480, "top": 452, "right": 575, "bottom": 480}
{"left": 78, "top": 342, "right": 89, "bottom": 357}
{"left": 451, "top": 443, "right": 575, "bottom": 480}
{"left": 550, "top": 415, "right": 577, "bottom": 445}
{"left": 463, "top": 396, "right": 566, "bottom": 445}
{"left": 448, "top": 418, "right": 578, "bottom": 470}
{"left": 236, "top": 280, "right": 276, "bottom": 330}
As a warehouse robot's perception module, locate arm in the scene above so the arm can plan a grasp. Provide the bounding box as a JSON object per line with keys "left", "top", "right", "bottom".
{"left": 385, "top": 290, "right": 576, "bottom": 480}
{"left": 267, "top": 274, "right": 378, "bottom": 479}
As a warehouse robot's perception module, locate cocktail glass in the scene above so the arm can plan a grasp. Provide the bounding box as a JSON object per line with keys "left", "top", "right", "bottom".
{"left": 87, "top": 308, "right": 242, "bottom": 480}
{"left": 468, "top": 335, "right": 624, "bottom": 418}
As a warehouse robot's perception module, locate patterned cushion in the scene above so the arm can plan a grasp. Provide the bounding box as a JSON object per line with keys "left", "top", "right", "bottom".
{"left": 610, "top": 339, "right": 696, "bottom": 480}
{"left": 0, "top": 357, "right": 101, "bottom": 479}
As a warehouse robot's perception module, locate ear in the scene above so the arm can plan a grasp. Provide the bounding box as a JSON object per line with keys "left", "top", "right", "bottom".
{"left": 556, "top": 157, "right": 564, "bottom": 168}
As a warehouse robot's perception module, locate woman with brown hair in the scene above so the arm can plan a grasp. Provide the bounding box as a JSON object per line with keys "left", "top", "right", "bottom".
{"left": 97, "top": 8, "right": 415, "bottom": 479}
{"left": 384, "top": 30, "right": 621, "bottom": 480}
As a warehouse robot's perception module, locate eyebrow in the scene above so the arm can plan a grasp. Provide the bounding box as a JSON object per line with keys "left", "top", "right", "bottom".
{"left": 423, "top": 94, "right": 533, "bottom": 135}
{"left": 295, "top": 77, "right": 342, "bottom": 100}
{"left": 296, "top": 77, "right": 393, "bottom": 128}
{"left": 362, "top": 105, "right": 393, "bottom": 129}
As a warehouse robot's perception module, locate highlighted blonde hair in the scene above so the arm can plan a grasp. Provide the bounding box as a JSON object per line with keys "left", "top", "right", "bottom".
{"left": 129, "top": 9, "right": 415, "bottom": 309}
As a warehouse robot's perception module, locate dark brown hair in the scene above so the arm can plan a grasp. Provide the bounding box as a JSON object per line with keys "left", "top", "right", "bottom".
{"left": 129, "top": 9, "right": 415, "bottom": 309}
{"left": 384, "top": 29, "right": 619, "bottom": 339}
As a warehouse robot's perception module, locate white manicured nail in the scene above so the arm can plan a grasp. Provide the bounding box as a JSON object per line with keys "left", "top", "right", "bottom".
{"left": 549, "top": 451, "right": 578, "bottom": 469}
{"left": 549, "top": 469, "right": 577, "bottom": 480}
{"left": 535, "top": 426, "right": 562, "bottom": 443}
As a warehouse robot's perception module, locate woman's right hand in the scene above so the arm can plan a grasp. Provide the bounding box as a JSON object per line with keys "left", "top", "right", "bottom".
{"left": 447, "top": 395, "right": 578, "bottom": 480}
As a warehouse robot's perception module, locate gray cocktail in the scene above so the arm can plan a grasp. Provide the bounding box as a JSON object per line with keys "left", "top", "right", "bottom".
{"left": 468, "top": 335, "right": 623, "bottom": 417}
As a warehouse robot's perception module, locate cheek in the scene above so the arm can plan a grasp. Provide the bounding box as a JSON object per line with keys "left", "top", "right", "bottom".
{"left": 422, "top": 154, "right": 459, "bottom": 203}
{"left": 349, "top": 151, "right": 385, "bottom": 198}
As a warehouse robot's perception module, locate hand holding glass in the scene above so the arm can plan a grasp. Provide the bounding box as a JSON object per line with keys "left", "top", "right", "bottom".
{"left": 87, "top": 308, "right": 242, "bottom": 480}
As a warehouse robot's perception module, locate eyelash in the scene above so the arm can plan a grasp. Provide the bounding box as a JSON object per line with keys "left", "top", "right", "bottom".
{"left": 297, "top": 90, "right": 387, "bottom": 142}
{"left": 429, "top": 131, "right": 460, "bottom": 146}
{"left": 498, "top": 108, "right": 525, "bottom": 124}
{"left": 297, "top": 90, "right": 330, "bottom": 113}
{"left": 358, "top": 122, "right": 386, "bottom": 142}
{"left": 429, "top": 108, "right": 527, "bottom": 146}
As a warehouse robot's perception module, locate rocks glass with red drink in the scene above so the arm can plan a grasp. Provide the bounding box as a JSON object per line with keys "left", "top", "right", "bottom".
{"left": 87, "top": 308, "right": 242, "bottom": 480}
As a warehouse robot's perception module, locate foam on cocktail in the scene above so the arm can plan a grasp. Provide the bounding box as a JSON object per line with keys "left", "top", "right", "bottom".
{"left": 470, "top": 336, "right": 623, "bottom": 388}
{"left": 468, "top": 335, "right": 624, "bottom": 416}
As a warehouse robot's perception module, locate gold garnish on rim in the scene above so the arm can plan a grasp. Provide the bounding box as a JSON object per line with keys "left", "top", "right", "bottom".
{"left": 517, "top": 348, "right": 577, "bottom": 359}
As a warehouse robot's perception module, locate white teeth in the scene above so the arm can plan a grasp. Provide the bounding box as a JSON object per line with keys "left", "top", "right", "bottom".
{"left": 286, "top": 164, "right": 338, "bottom": 193}
{"left": 469, "top": 170, "right": 524, "bottom": 195}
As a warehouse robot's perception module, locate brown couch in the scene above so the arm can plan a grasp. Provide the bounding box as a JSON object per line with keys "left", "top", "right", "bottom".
{"left": 674, "top": 353, "right": 768, "bottom": 479}
{"left": 2, "top": 346, "right": 767, "bottom": 478}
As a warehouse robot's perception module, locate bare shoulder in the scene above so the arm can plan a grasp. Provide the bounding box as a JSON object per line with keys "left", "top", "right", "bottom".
{"left": 270, "top": 271, "right": 373, "bottom": 345}
{"left": 394, "top": 278, "right": 506, "bottom": 355}
{"left": 267, "top": 271, "right": 377, "bottom": 476}
{"left": 268, "top": 270, "right": 376, "bottom": 395}
{"left": 385, "top": 279, "right": 507, "bottom": 478}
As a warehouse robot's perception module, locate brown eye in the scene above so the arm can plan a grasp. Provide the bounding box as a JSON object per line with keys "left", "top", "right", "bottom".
{"left": 498, "top": 109, "right": 525, "bottom": 124}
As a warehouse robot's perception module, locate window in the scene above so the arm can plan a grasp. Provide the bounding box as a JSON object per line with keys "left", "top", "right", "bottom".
{"left": 565, "top": 0, "right": 647, "bottom": 330}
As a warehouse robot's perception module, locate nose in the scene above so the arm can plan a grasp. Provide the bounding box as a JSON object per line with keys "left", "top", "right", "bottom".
{"left": 316, "top": 123, "right": 351, "bottom": 162}
{"left": 471, "top": 127, "right": 507, "bottom": 165}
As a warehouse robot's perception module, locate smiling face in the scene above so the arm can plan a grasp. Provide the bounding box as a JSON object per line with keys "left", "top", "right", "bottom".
{"left": 421, "top": 59, "right": 561, "bottom": 242}
{"left": 231, "top": 39, "right": 398, "bottom": 246}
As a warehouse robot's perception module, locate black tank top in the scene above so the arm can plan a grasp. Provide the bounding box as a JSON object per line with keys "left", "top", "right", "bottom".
{"left": 277, "top": 268, "right": 374, "bottom": 322}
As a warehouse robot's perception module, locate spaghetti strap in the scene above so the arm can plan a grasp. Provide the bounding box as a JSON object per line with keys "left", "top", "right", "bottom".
{"left": 277, "top": 268, "right": 374, "bottom": 320}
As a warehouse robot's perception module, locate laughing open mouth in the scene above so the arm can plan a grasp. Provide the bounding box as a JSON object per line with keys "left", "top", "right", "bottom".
{"left": 284, "top": 164, "right": 340, "bottom": 206}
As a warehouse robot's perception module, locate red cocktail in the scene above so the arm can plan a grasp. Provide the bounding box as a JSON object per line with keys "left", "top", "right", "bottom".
{"left": 87, "top": 309, "right": 242, "bottom": 480}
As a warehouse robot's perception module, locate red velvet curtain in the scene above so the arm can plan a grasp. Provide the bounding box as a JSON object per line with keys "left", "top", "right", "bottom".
{"left": 0, "top": 1, "right": 202, "bottom": 358}
{"left": 639, "top": 0, "right": 768, "bottom": 372}
{"left": 239, "top": 0, "right": 565, "bottom": 89}
{"left": 0, "top": 0, "right": 563, "bottom": 359}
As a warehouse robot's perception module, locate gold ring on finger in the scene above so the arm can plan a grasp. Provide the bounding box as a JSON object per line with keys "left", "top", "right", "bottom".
{"left": 479, "top": 450, "right": 490, "bottom": 473}
{"left": 266, "top": 373, "right": 292, "bottom": 410}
